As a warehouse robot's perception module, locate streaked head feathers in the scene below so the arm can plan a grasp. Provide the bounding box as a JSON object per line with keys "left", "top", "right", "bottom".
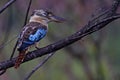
{"left": 31, "top": 9, "right": 65, "bottom": 23}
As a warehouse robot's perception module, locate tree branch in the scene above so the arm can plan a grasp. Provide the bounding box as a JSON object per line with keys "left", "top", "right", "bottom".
{"left": 0, "top": 0, "right": 16, "bottom": 14}
{"left": 24, "top": 52, "right": 55, "bottom": 80}
{"left": 0, "top": 14, "right": 120, "bottom": 71}
{"left": 110, "top": 0, "right": 120, "bottom": 15}
{"left": 23, "top": 0, "right": 32, "bottom": 26}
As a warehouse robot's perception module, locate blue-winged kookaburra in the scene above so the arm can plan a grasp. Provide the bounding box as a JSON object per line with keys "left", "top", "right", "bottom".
{"left": 14, "top": 9, "right": 65, "bottom": 68}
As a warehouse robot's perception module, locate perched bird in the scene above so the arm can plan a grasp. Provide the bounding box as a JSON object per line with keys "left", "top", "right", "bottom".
{"left": 13, "top": 9, "right": 65, "bottom": 68}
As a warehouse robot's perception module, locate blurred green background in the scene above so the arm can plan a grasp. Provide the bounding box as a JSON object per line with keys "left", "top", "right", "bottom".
{"left": 0, "top": 0, "right": 120, "bottom": 80}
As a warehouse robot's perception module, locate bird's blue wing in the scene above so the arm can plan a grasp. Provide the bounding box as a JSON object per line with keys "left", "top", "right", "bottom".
{"left": 29, "top": 28, "right": 47, "bottom": 42}
{"left": 18, "top": 28, "right": 47, "bottom": 51}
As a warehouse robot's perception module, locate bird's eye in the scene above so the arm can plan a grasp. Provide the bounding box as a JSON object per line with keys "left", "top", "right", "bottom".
{"left": 42, "top": 13, "right": 47, "bottom": 16}
{"left": 45, "top": 11, "right": 52, "bottom": 16}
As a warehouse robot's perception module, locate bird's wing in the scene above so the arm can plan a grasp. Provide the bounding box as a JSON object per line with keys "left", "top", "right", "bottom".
{"left": 17, "top": 22, "right": 47, "bottom": 51}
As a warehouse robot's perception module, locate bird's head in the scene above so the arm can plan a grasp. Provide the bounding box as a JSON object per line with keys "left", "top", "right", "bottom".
{"left": 29, "top": 9, "right": 65, "bottom": 26}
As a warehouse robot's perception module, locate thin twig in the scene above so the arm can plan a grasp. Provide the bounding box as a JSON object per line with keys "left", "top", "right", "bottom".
{"left": 0, "top": 35, "right": 18, "bottom": 49}
{"left": 23, "top": 0, "right": 32, "bottom": 26}
{"left": 108, "top": 0, "right": 120, "bottom": 16}
{"left": 0, "top": 0, "right": 32, "bottom": 75}
{"left": 90, "top": 9, "right": 109, "bottom": 23}
{"left": 0, "top": 0, "right": 17, "bottom": 75}
{"left": 10, "top": 0, "right": 33, "bottom": 60}
{"left": 0, "top": 0, "right": 16, "bottom": 14}
{"left": 24, "top": 52, "right": 55, "bottom": 80}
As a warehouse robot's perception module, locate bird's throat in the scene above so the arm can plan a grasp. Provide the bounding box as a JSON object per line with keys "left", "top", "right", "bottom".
{"left": 29, "top": 15, "right": 48, "bottom": 26}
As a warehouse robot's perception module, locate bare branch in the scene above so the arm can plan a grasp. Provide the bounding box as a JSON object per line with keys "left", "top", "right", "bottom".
{"left": 24, "top": 52, "right": 55, "bottom": 80}
{"left": 10, "top": 0, "right": 33, "bottom": 61}
{"left": 23, "top": 0, "right": 32, "bottom": 26}
{"left": 0, "top": 0, "right": 16, "bottom": 14}
{"left": 0, "top": 14, "right": 120, "bottom": 72}
{"left": 110, "top": 0, "right": 120, "bottom": 15}
{"left": 0, "top": 0, "right": 32, "bottom": 75}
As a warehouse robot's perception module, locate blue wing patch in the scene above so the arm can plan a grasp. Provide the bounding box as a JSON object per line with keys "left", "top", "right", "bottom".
{"left": 18, "top": 28, "right": 47, "bottom": 51}
{"left": 29, "top": 28, "right": 47, "bottom": 42}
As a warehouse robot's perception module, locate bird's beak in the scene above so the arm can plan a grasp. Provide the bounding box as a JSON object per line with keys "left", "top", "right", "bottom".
{"left": 51, "top": 15, "right": 66, "bottom": 23}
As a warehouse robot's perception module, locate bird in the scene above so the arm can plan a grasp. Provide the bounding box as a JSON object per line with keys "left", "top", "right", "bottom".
{"left": 12, "top": 9, "right": 65, "bottom": 68}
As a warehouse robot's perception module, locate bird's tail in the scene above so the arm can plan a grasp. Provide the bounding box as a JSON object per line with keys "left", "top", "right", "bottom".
{"left": 14, "top": 49, "right": 27, "bottom": 69}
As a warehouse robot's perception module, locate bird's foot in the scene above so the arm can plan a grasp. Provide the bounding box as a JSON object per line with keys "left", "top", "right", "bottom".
{"left": 35, "top": 42, "right": 40, "bottom": 49}
{"left": 35, "top": 46, "right": 40, "bottom": 49}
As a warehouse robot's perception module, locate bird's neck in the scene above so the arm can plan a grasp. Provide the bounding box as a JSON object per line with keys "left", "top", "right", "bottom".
{"left": 29, "top": 15, "right": 48, "bottom": 27}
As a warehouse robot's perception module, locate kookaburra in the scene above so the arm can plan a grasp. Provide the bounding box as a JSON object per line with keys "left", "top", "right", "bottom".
{"left": 13, "top": 9, "right": 65, "bottom": 68}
